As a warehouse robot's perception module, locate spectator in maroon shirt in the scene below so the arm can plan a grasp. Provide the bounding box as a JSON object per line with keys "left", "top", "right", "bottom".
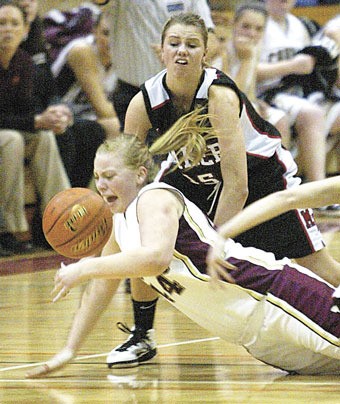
{"left": 0, "top": 0, "right": 71, "bottom": 254}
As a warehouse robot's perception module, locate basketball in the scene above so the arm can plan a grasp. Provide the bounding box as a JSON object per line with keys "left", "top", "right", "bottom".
{"left": 42, "top": 188, "right": 113, "bottom": 259}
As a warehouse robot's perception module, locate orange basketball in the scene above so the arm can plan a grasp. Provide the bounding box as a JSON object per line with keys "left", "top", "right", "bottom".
{"left": 42, "top": 188, "right": 113, "bottom": 259}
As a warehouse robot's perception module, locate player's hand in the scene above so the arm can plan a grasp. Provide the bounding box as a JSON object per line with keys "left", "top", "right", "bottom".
{"left": 52, "top": 262, "right": 83, "bottom": 302}
{"left": 206, "top": 236, "right": 236, "bottom": 286}
{"left": 25, "top": 348, "right": 75, "bottom": 378}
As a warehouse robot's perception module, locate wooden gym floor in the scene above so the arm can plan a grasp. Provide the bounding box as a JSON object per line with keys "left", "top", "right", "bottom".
{"left": 0, "top": 215, "right": 339, "bottom": 403}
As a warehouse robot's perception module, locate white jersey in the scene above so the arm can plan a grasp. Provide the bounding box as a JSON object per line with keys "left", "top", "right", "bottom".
{"left": 226, "top": 41, "right": 285, "bottom": 126}
{"left": 105, "top": 0, "right": 214, "bottom": 87}
{"left": 114, "top": 182, "right": 340, "bottom": 375}
{"left": 258, "top": 14, "right": 311, "bottom": 95}
{"left": 51, "top": 35, "right": 117, "bottom": 119}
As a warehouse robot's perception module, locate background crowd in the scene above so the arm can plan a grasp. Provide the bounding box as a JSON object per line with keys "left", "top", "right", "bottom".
{"left": 0, "top": 0, "right": 339, "bottom": 255}
{"left": 0, "top": 0, "right": 339, "bottom": 378}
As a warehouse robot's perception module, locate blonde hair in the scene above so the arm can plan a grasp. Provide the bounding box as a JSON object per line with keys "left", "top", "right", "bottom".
{"left": 96, "top": 108, "right": 216, "bottom": 182}
{"left": 150, "top": 108, "right": 216, "bottom": 168}
{"left": 161, "top": 13, "right": 208, "bottom": 49}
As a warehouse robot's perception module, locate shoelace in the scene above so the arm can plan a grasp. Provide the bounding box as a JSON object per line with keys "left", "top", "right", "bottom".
{"left": 116, "top": 322, "right": 145, "bottom": 351}
{"left": 116, "top": 321, "right": 133, "bottom": 335}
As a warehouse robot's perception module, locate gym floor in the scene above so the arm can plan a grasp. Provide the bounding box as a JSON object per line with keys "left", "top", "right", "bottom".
{"left": 0, "top": 215, "right": 339, "bottom": 403}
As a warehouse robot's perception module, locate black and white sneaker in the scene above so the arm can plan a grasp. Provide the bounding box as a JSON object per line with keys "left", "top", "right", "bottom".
{"left": 314, "top": 204, "right": 340, "bottom": 218}
{"left": 107, "top": 323, "right": 157, "bottom": 369}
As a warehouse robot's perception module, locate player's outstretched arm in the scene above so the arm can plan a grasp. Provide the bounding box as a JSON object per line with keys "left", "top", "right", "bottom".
{"left": 25, "top": 348, "right": 75, "bottom": 378}
{"left": 26, "top": 277, "right": 120, "bottom": 378}
{"left": 207, "top": 176, "right": 340, "bottom": 283}
{"left": 218, "top": 176, "right": 340, "bottom": 241}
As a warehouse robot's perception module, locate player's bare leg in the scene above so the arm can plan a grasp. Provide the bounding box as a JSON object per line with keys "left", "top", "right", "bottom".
{"left": 295, "top": 249, "right": 340, "bottom": 287}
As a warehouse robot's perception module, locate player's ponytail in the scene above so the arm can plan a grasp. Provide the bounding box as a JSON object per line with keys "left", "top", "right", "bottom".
{"left": 149, "top": 107, "right": 216, "bottom": 169}
{"left": 96, "top": 107, "right": 217, "bottom": 183}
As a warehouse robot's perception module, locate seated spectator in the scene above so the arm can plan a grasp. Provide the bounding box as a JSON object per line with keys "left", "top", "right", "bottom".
{"left": 310, "top": 14, "right": 340, "bottom": 176}
{"left": 0, "top": 0, "right": 71, "bottom": 253}
{"left": 18, "top": 1, "right": 67, "bottom": 120}
{"left": 205, "top": 21, "right": 228, "bottom": 72}
{"left": 18, "top": 0, "right": 120, "bottom": 188}
{"left": 49, "top": 8, "right": 120, "bottom": 187}
{"left": 50, "top": 10, "right": 117, "bottom": 122}
{"left": 225, "top": 1, "right": 291, "bottom": 148}
{"left": 257, "top": 0, "right": 339, "bottom": 210}
{"left": 0, "top": 207, "right": 11, "bottom": 256}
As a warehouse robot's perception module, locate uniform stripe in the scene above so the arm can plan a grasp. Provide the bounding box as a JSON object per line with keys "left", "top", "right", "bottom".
{"left": 229, "top": 257, "right": 340, "bottom": 342}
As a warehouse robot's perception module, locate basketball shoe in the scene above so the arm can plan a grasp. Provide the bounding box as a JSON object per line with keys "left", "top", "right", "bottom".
{"left": 107, "top": 323, "right": 157, "bottom": 368}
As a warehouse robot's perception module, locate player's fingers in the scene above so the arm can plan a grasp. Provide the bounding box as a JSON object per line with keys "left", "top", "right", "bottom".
{"left": 54, "top": 263, "right": 66, "bottom": 282}
{"left": 218, "top": 258, "right": 237, "bottom": 271}
{"left": 51, "top": 280, "right": 60, "bottom": 295}
{"left": 217, "top": 261, "right": 236, "bottom": 284}
{"left": 51, "top": 287, "right": 62, "bottom": 303}
{"left": 207, "top": 267, "right": 221, "bottom": 290}
{"left": 209, "top": 261, "right": 236, "bottom": 284}
{"left": 206, "top": 259, "right": 218, "bottom": 277}
{"left": 25, "top": 348, "right": 74, "bottom": 378}
{"left": 52, "top": 290, "right": 65, "bottom": 303}
{"left": 219, "top": 268, "right": 236, "bottom": 284}
{"left": 25, "top": 364, "right": 51, "bottom": 379}
{"left": 207, "top": 263, "right": 225, "bottom": 289}
{"left": 54, "top": 270, "right": 60, "bottom": 282}
{"left": 51, "top": 285, "right": 69, "bottom": 303}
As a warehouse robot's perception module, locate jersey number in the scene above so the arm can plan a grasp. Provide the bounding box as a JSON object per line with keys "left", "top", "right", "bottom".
{"left": 183, "top": 172, "right": 220, "bottom": 186}
{"left": 151, "top": 272, "right": 185, "bottom": 302}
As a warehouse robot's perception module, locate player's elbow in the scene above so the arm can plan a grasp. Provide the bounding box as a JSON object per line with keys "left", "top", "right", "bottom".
{"left": 142, "top": 248, "right": 173, "bottom": 276}
{"left": 153, "top": 252, "right": 173, "bottom": 274}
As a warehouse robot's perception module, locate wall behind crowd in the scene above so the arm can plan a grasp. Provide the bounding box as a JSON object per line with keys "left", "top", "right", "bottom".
{"left": 39, "top": 1, "right": 242, "bottom": 13}
{"left": 39, "top": 1, "right": 83, "bottom": 14}
{"left": 39, "top": 1, "right": 338, "bottom": 26}
{"left": 39, "top": 1, "right": 240, "bottom": 14}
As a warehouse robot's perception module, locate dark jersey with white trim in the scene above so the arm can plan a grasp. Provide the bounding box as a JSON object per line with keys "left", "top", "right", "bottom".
{"left": 141, "top": 68, "right": 324, "bottom": 258}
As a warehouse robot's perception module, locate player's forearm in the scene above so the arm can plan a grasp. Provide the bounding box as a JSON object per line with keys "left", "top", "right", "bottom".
{"left": 213, "top": 184, "right": 248, "bottom": 227}
{"left": 65, "top": 279, "right": 118, "bottom": 352}
{"left": 217, "top": 178, "right": 340, "bottom": 240}
{"left": 78, "top": 247, "right": 169, "bottom": 282}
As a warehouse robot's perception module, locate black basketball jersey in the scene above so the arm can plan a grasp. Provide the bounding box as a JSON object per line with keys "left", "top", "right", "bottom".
{"left": 141, "top": 68, "right": 300, "bottom": 219}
